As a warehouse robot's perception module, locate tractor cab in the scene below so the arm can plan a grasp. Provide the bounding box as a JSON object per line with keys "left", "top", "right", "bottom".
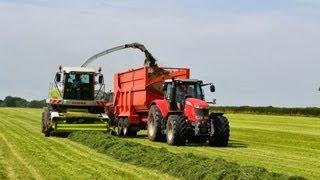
{"left": 162, "top": 79, "right": 215, "bottom": 111}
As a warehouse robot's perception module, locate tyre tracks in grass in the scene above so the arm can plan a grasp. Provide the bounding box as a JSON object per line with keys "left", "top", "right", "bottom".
{"left": 0, "top": 109, "right": 135, "bottom": 179}
{"left": 0, "top": 132, "right": 42, "bottom": 180}
{"left": 0, "top": 149, "right": 6, "bottom": 179}
{"left": 2, "top": 109, "right": 176, "bottom": 179}
{"left": 0, "top": 115, "right": 100, "bottom": 179}
{"left": 0, "top": 108, "right": 175, "bottom": 180}
{"left": 0, "top": 137, "right": 25, "bottom": 179}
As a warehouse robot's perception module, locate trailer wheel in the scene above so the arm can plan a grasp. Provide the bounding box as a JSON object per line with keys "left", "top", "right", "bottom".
{"left": 147, "top": 105, "right": 165, "bottom": 141}
{"left": 123, "top": 118, "right": 137, "bottom": 137}
{"left": 117, "top": 118, "right": 124, "bottom": 136}
{"left": 209, "top": 115, "right": 230, "bottom": 147}
{"left": 166, "top": 115, "right": 187, "bottom": 146}
{"left": 41, "top": 107, "right": 52, "bottom": 137}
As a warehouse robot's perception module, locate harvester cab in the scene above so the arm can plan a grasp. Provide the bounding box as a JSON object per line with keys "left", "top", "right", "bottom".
{"left": 54, "top": 66, "right": 104, "bottom": 101}
{"left": 41, "top": 66, "right": 109, "bottom": 137}
{"left": 148, "top": 78, "right": 230, "bottom": 146}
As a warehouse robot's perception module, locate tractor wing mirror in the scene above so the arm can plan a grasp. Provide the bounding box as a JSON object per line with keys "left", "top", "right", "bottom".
{"left": 210, "top": 85, "right": 215, "bottom": 92}
{"left": 55, "top": 73, "right": 61, "bottom": 82}
{"left": 98, "top": 75, "right": 104, "bottom": 84}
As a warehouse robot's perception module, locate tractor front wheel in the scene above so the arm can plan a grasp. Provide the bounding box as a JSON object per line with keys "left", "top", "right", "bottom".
{"left": 208, "top": 115, "right": 230, "bottom": 147}
{"left": 166, "top": 115, "right": 187, "bottom": 146}
{"left": 147, "top": 105, "right": 165, "bottom": 141}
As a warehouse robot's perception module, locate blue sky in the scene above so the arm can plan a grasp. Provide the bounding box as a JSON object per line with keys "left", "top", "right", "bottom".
{"left": 0, "top": 0, "right": 319, "bottom": 106}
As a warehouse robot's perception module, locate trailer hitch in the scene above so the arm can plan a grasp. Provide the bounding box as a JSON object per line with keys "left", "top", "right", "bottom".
{"left": 81, "top": 42, "right": 157, "bottom": 67}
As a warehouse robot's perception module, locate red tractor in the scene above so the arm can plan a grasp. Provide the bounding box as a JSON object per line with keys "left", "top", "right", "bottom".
{"left": 148, "top": 78, "right": 230, "bottom": 146}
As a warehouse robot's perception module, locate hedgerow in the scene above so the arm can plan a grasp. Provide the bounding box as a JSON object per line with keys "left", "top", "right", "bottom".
{"left": 212, "top": 106, "right": 320, "bottom": 117}
{"left": 68, "top": 132, "right": 305, "bottom": 180}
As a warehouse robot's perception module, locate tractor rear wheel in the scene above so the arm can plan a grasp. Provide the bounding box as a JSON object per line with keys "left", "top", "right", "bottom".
{"left": 166, "top": 115, "right": 187, "bottom": 146}
{"left": 147, "top": 105, "right": 165, "bottom": 141}
{"left": 123, "top": 118, "right": 137, "bottom": 137}
{"left": 41, "top": 107, "right": 52, "bottom": 137}
{"left": 209, "top": 115, "right": 230, "bottom": 147}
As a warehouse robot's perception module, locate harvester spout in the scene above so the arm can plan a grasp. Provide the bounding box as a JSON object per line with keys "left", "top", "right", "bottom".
{"left": 81, "top": 42, "right": 158, "bottom": 67}
{"left": 124, "top": 43, "right": 157, "bottom": 67}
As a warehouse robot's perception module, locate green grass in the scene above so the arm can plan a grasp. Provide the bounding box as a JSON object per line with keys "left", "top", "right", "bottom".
{"left": 0, "top": 108, "right": 175, "bottom": 180}
{"left": 124, "top": 114, "right": 320, "bottom": 179}
{"left": 0, "top": 155, "right": 6, "bottom": 179}
{"left": 0, "top": 108, "right": 319, "bottom": 179}
{"left": 69, "top": 131, "right": 304, "bottom": 180}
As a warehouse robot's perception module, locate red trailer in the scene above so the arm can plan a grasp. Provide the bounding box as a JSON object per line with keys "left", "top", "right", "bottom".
{"left": 110, "top": 65, "right": 229, "bottom": 147}
{"left": 111, "top": 66, "right": 190, "bottom": 136}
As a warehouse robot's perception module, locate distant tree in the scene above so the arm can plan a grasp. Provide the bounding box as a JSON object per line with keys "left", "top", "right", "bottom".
{"left": 0, "top": 99, "right": 3, "bottom": 107}
{"left": 3, "top": 96, "right": 15, "bottom": 107}
{"left": 28, "top": 99, "right": 46, "bottom": 108}
{"left": 3, "top": 96, "right": 28, "bottom": 107}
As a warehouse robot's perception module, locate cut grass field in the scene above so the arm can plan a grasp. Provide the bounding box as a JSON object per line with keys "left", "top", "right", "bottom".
{"left": 0, "top": 108, "right": 319, "bottom": 179}
{"left": 126, "top": 114, "right": 320, "bottom": 179}
{"left": 0, "top": 108, "right": 175, "bottom": 180}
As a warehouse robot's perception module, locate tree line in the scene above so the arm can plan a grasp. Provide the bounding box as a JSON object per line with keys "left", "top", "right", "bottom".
{"left": 212, "top": 106, "right": 320, "bottom": 117}
{"left": 0, "top": 96, "right": 45, "bottom": 108}
{"left": 1, "top": 96, "right": 319, "bottom": 117}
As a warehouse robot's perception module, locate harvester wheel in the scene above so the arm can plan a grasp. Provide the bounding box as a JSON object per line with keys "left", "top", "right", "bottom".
{"left": 147, "top": 105, "right": 165, "bottom": 141}
{"left": 123, "top": 118, "right": 137, "bottom": 137}
{"left": 209, "top": 115, "right": 230, "bottom": 147}
{"left": 41, "top": 108, "right": 52, "bottom": 137}
{"left": 117, "top": 118, "right": 124, "bottom": 136}
{"left": 166, "top": 115, "right": 187, "bottom": 146}
{"left": 41, "top": 113, "right": 45, "bottom": 133}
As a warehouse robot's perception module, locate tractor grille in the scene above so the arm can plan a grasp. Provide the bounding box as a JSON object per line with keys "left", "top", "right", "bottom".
{"left": 195, "top": 108, "right": 209, "bottom": 117}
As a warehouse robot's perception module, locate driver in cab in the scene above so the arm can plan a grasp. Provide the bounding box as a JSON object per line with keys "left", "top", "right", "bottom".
{"left": 176, "top": 85, "right": 194, "bottom": 109}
